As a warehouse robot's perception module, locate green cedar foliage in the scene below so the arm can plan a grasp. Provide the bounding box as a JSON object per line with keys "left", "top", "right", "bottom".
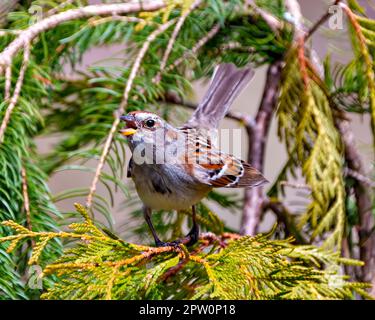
{"left": 0, "top": 204, "right": 371, "bottom": 300}
{"left": 0, "top": 0, "right": 374, "bottom": 299}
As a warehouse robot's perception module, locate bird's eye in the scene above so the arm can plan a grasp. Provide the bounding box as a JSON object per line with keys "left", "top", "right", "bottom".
{"left": 145, "top": 119, "right": 155, "bottom": 128}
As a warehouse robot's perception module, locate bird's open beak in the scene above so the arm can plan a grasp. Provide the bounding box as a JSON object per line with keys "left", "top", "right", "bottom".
{"left": 119, "top": 115, "right": 137, "bottom": 136}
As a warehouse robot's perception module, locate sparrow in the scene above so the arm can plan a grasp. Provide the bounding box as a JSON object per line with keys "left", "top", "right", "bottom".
{"left": 120, "top": 63, "right": 267, "bottom": 247}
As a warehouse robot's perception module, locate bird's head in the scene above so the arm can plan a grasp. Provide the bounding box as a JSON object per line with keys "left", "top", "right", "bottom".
{"left": 119, "top": 111, "right": 174, "bottom": 151}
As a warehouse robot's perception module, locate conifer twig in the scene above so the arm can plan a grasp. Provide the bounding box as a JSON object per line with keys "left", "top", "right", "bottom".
{"left": 86, "top": 19, "right": 176, "bottom": 208}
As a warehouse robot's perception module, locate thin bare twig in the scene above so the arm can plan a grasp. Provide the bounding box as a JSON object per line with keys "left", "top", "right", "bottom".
{"left": 280, "top": 181, "right": 311, "bottom": 191}
{"left": 0, "top": 43, "right": 30, "bottom": 143}
{"left": 304, "top": 0, "right": 343, "bottom": 41}
{"left": 345, "top": 167, "right": 375, "bottom": 188}
{"left": 0, "top": 0, "right": 166, "bottom": 66}
{"left": 86, "top": 19, "right": 176, "bottom": 208}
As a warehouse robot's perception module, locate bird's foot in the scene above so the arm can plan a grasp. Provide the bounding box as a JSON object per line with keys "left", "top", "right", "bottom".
{"left": 154, "top": 225, "right": 199, "bottom": 248}
{"left": 186, "top": 224, "right": 199, "bottom": 246}
{"left": 155, "top": 239, "right": 182, "bottom": 248}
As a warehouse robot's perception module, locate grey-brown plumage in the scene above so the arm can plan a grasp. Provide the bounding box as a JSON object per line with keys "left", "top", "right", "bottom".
{"left": 120, "top": 63, "right": 264, "bottom": 247}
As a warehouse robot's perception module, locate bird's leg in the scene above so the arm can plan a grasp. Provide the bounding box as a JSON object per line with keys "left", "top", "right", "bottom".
{"left": 143, "top": 206, "right": 181, "bottom": 247}
{"left": 143, "top": 206, "right": 164, "bottom": 247}
{"left": 186, "top": 205, "right": 199, "bottom": 246}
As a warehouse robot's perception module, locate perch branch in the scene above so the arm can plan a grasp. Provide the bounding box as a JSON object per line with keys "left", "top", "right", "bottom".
{"left": 86, "top": 19, "right": 176, "bottom": 208}
{"left": 240, "top": 60, "right": 283, "bottom": 236}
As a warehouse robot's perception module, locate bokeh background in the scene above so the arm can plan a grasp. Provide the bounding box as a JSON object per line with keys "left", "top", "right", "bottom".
{"left": 37, "top": 0, "right": 375, "bottom": 238}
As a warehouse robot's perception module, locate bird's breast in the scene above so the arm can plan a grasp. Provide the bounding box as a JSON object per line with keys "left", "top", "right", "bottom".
{"left": 131, "top": 163, "right": 211, "bottom": 211}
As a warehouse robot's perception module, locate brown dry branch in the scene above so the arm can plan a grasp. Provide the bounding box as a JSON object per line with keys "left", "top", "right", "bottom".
{"left": 86, "top": 19, "right": 176, "bottom": 208}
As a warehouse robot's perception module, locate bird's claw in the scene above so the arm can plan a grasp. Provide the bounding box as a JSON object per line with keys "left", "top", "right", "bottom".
{"left": 155, "top": 239, "right": 182, "bottom": 248}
